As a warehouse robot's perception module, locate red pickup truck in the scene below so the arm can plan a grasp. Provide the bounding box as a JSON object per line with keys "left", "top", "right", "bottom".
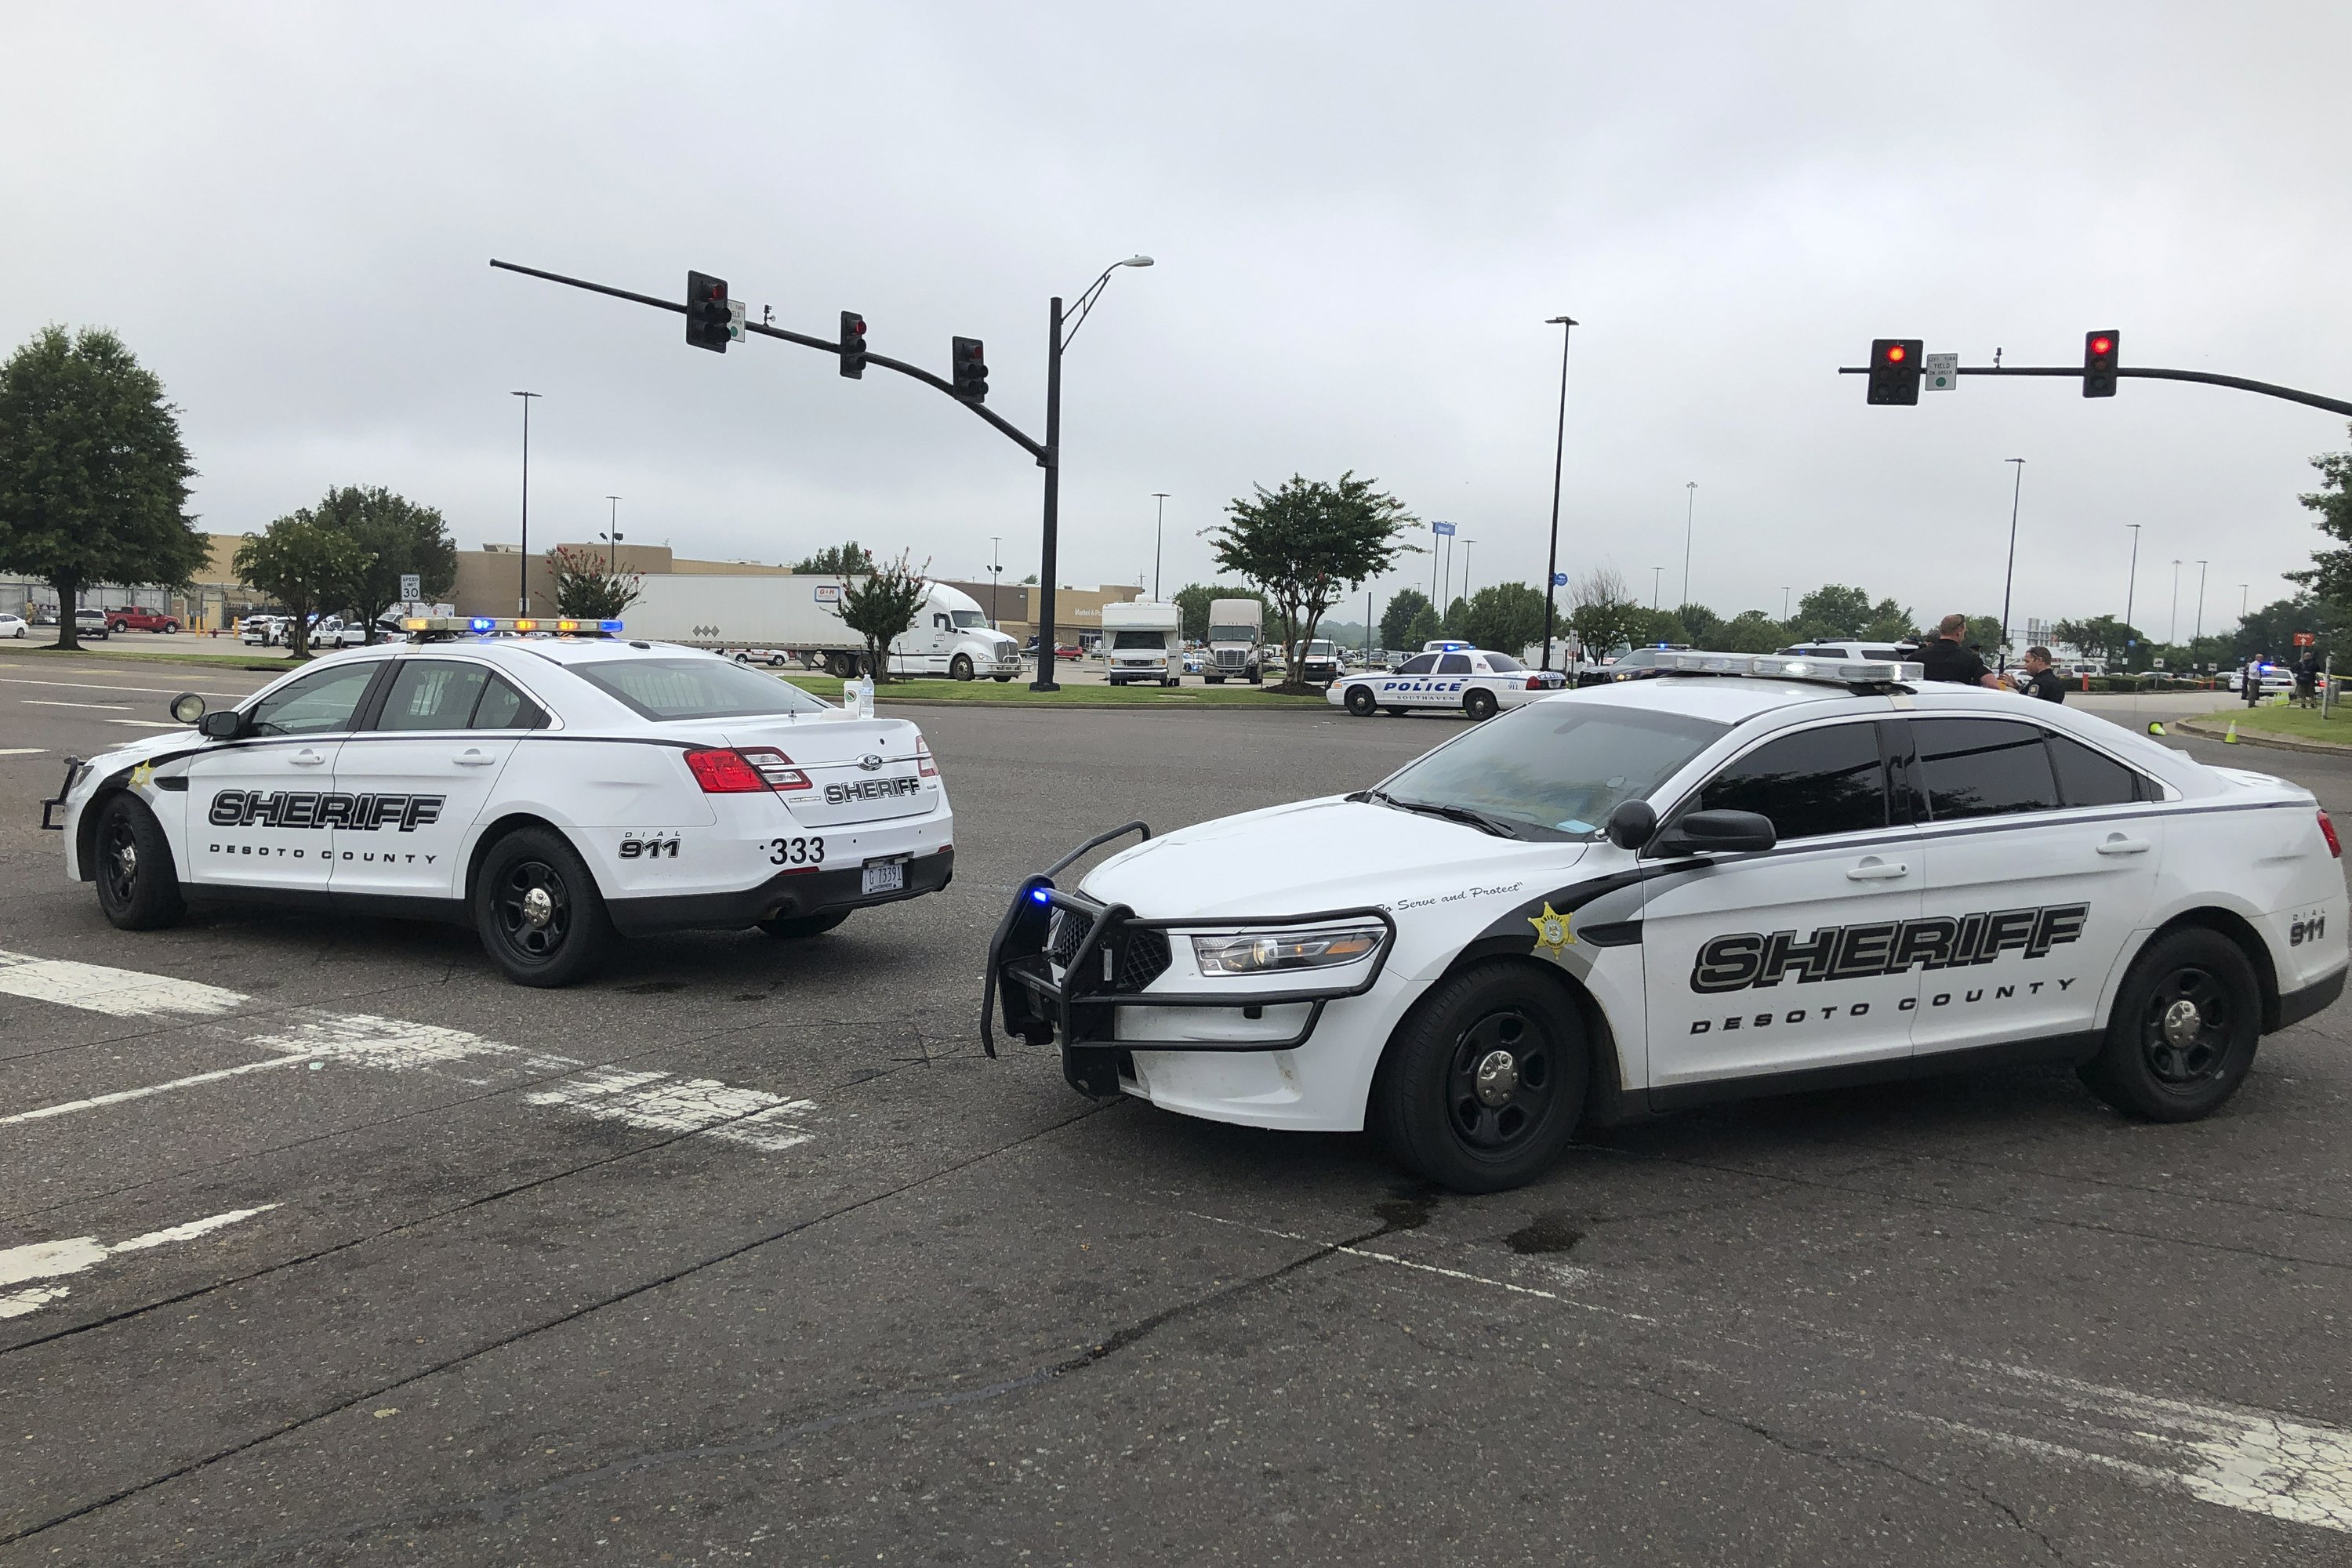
{"left": 103, "top": 607, "right": 180, "bottom": 633}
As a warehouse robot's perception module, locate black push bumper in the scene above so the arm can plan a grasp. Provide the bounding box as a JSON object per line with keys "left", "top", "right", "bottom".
{"left": 981, "top": 822, "right": 1395, "bottom": 1095}
{"left": 38, "top": 756, "right": 83, "bottom": 832}
{"left": 605, "top": 845, "right": 953, "bottom": 937}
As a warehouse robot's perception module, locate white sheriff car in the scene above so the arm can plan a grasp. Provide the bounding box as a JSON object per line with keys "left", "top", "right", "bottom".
{"left": 990, "top": 651, "right": 2348, "bottom": 1192}
{"left": 1330, "top": 647, "right": 1566, "bottom": 720}
{"left": 45, "top": 619, "right": 953, "bottom": 986}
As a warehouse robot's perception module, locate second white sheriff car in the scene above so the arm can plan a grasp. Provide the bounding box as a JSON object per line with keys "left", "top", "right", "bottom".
{"left": 1330, "top": 647, "right": 1566, "bottom": 720}
{"left": 45, "top": 619, "right": 953, "bottom": 986}
{"left": 991, "top": 651, "right": 2347, "bottom": 1192}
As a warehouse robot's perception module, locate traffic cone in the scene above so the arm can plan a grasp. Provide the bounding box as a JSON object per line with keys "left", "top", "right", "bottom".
{"left": 2225, "top": 720, "right": 2240, "bottom": 743}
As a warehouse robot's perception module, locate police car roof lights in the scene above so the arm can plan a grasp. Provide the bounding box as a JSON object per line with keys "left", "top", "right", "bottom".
{"left": 401, "top": 615, "right": 624, "bottom": 641}
{"left": 1628, "top": 649, "right": 1925, "bottom": 688}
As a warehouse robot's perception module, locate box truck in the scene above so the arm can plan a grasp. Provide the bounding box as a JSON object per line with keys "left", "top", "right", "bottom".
{"left": 1100, "top": 600, "right": 1182, "bottom": 686}
{"left": 624, "top": 575, "right": 1022, "bottom": 681}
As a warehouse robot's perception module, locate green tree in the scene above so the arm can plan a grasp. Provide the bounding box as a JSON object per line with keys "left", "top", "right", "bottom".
{"left": 2289, "top": 425, "right": 2352, "bottom": 600}
{"left": 1626, "top": 608, "right": 1692, "bottom": 648}
{"left": 1566, "top": 566, "right": 1646, "bottom": 657}
{"left": 0, "top": 325, "right": 204, "bottom": 651}
{"left": 1403, "top": 604, "right": 1443, "bottom": 651}
{"left": 2051, "top": 615, "right": 2143, "bottom": 666}
{"left": 2235, "top": 596, "right": 2314, "bottom": 663}
{"left": 1965, "top": 615, "right": 2006, "bottom": 657}
{"left": 795, "top": 539, "right": 877, "bottom": 575}
{"left": 1380, "top": 587, "right": 1432, "bottom": 652}
{"left": 1790, "top": 584, "right": 1911, "bottom": 642}
{"left": 1715, "top": 609, "right": 1789, "bottom": 654}
{"left": 1460, "top": 582, "right": 1548, "bottom": 655}
{"left": 833, "top": 551, "right": 928, "bottom": 682}
{"left": 546, "top": 543, "right": 643, "bottom": 619}
{"left": 309, "top": 485, "right": 456, "bottom": 639}
{"left": 233, "top": 514, "right": 372, "bottom": 659}
{"left": 1674, "top": 602, "right": 1723, "bottom": 645}
{"left": 1206, "top": 472, "right": 1415, "bottom": 694}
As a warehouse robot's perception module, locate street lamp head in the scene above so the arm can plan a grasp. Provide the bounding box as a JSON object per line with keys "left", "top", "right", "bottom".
{"left": 1545, "top": 315, "right": 1579, "bottom": 327}
{"left": 1120, "top": 256, "right": 1154, "bottom": 268}
{"left": 511, "top": 390, "right": 539, "bottom": 399}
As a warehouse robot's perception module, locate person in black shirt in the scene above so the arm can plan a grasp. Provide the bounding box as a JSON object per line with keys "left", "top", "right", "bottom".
{"left": 2013, "top": 644, "right": 2067, "bottom": 702}
{"left": 2297, "top": 650, "right": 2321, "bottom": 707}
{"left": 1918, "top": 613, "right": 2002, "bottom": 688}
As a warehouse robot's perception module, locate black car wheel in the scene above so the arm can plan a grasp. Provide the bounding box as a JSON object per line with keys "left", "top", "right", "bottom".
{"left": 473, "top": 826, "right": 612, "bottom": 987}
{"left": 1383, "top": 706, "right": 1408, "bottom": 716}
{"left": 1374, "top": 962, "right": 1586, "bottom": 1192}
{"left": 2079, "top": 928, "right": 2261, "bottom": 1121}
{"left": 1463, "top": 688, "right": 1498, "bottom": 720}
{"left": 1344, "top": 684, "right": 1377, "bottom": 717}
{"left": 758, "top": 909, "right": 850, "bottom": 940}
{"left": 92, "top": 794, "right": 187, "bottom": 931}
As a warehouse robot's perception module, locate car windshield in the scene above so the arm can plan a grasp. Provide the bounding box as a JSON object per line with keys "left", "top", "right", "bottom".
{"left": 573, "top": 656, "right": 831, "bottom": 720}
{"left": 949, "top": 611, "right": 989, "bottom": 630}
{"left": 1112, "top": 630, "right": 1168, "bottom": 649}
{"left": 1375, "top": 702, "right": 1728, "bottom": 840}
{"left": 1209, "top": 623, "right": 1257, "bottom": 643}
{"left": 1305, "top": 641, "right": 1337, "bottom": 657}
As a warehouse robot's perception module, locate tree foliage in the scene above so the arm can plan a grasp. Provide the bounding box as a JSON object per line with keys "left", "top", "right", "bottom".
{"left": 1566, "top": 565, "right": 1646, "bottom": 655}
{"left": 1790, "top": 584, "right": 1913, "bottom": 643}
{"left": 546, "top": 544, "right": 643, "bottom": 619}
{"left": 0, "top": 325, "right": 204, "bottom": 651}
{"left": 1458, "top": 583, "right": 1547, "bottom": 656}
{"left": 1715, "top": 610, "right": 1790, "bottom": 654}
{"left": 1379, "top": 587, "right": 1432, "bottom": 653}
{"left": 1674, "top": 602, "right": 1723, "bottom": 645}
{"left": 233, "top": 514, "right": 372, "bottom": 659}
{"left": 307, "top": 485, "right": 456, "bottom": 640}
{"left": 1205, "top": 472, "right": 1414, "bottom": 693}
{"left": 833, "top": 551, "right": 929, "bottom": 681}
{"left": 795, "top": 539, "right": 877, "bottom": 575}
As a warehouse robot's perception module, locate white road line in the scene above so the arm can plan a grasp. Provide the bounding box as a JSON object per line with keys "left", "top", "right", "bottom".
{"left": 0, "top": 950, "right": 246, "bottom": 1018}
{"left": 0, "top": 1205, "right": 277, "bottom": 1319}
{"left": 0, "top": 747, "right": 45, "bottom": 757}
{"left": 20, "top": 699, "right": 129, "bottom": 710}
{"left": 0, "top": 1051, "right": 327, "bottom": 1125}
{"left": 0, "top": 677, "right": 245, "bottom": 697}
{"left": 524, "top": 1069, "right": 815, "bottom": 1151}
{"left": 106, "top": 718, "right": 187, "bottom": 729}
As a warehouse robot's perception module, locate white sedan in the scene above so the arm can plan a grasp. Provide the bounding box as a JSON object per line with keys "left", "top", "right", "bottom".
{"left": 1330, "top": 648, "right": 1567, "bottom": 720}
{"left": 992, "top": 650, "right": 2347, "bottom": 1192}
{"left": 48, "top": 619, "right": 953, "bottom": 986}
{"left": 0, "top": 612, "right": 27, "bottom": 640}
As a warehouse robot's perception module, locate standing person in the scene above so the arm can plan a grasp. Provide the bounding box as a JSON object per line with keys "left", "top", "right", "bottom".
{"left": 2243, "top": 655, "right": 2264, "bottom": 707}
{"left": 2297, "top": 648, "right": 2321, "bottom": 708}
{"left": 2013, "top": 645, "right": 2067, "bottom": 702}
{"left": 1918, "top": 613, "right": 2002, "bottom": 688}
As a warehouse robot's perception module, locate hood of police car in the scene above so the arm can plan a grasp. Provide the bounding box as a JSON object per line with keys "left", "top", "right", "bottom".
{"left": 1077, "top": 796, "right": 1586, "bottom": 919}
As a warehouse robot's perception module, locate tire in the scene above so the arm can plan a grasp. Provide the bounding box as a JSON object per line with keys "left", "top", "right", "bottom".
{"left": 1344, "top": 684, "right": 1377, "bottom": 717}
{"left": 109, "top": 621, "right": 129, "bottom": 635}
{"left": 735, "top": 652, "right": 750, "bottom": 663}
{"left": 759, "top": 909, "right": 850, "bottom": 940}
{"left": 163, "top": 622, "right": 176, "bottom": 633}
{"left": 2078, "top": 927, "right": 2261, "bottom": 1122}
{"left": 92, "top": 794, "right": 185, "bottom": 931}
{"left": 1247, "top": 670, "right": 1261, "bottom": 685}
{"left": 1463, "top": 688, "right": 1499, "bottom": 720}
{"left": 1373, "top": 961, "right": 1587, "bottom": 1193}
{"left": 1207, "top": 674, "right": 1224, "bottom": 685}
{"left": 1163, "top": 677, "right": 1179, "bottom": 688}
{"left": 993, "top": 674, "right": 1012, "bottom": 683}
{"left": 950, "top": 654, "right": 975, "bottom": 681}
{"left": 472, "top": 826, "right": 613, "bottom": 988}
{"left": 825, "top": 652, "right": 859, "bottom": 678}
{"left": 1383, "top": 706, "right": 1409, "bottom": 717}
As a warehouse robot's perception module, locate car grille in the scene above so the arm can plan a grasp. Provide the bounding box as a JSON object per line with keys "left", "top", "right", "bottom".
{"left": 1047, "top": 909, "right": 1171, "bottom": 993}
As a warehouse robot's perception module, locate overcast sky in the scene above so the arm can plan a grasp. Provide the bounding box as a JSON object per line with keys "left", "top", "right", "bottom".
{"left": 6, "top": 2, "right": 2347, "bottom": 639}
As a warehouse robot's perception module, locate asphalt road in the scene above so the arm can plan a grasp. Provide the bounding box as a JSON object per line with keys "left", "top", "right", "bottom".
{"left": 3, "top": 650, "right": 2350, "bottom": 1565}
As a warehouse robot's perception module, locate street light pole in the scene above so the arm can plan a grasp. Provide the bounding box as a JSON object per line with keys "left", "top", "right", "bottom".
{"left": 1461, "top": 539, "right": 1475, "bottom": 604}
{"left": 1682, "top": 481, "right": 1697, "bottom": 608}
{"left": 2123, "top": 524, "right": 2143, "bottom": 647}
{"left": 2241, "top": 583, "right": 2250, "bottom": 620}
{"left": 1652, "top": 566, "right": 1664, "bottom": 611}
{"left": 1150, "top": 492, "right": 1170, "bottom": 602}
{"left": 605, "top": 495, "right": 621, "bottom": 572}
{"left": 1539, "top": 315, "right": 1577, "bottom": 672}
{"left": 2194, "top": 559, "right": 2209, "bottom": 642}
{"left": 511, "top": 391, "right": 540, "bottom": 614}
{"left": 1998, "top": 458, "right": 2025, "bottom": 672}
{"left": 989, "top": 535, "right": 1003, "bottom": 626}
{"left": 2169, "top": 558, "right": 2183, "bottom": 644}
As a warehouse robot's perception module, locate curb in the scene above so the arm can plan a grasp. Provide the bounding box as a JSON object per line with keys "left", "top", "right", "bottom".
{"left": 2176, "top": 717, "right": 2352, "bottom": 757}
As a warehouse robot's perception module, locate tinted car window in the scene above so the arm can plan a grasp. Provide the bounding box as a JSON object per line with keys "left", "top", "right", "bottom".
{"left": 1436, "top": 654, "right": 1472, "bottom": 675}
{"left": 1917, "top": 718, "right": 2060, "bottom": 819}
{"left": 1695, "top": 722, "right": 1888, "bottom": 840}
{"left": 470, "top": 675, "right": 541, "bottom": 730}
{"left": 575, "top": 656, "right": 831, "bottom": 720}
{"left": 2049, "top": 733, "right": 2145, "bottom": 807}
{"left": 376, "top": 660, "right": 488, "bottom": 731}
{"left": 247, "top": 662, "right": 379, "bottom": 737}
{"left": 1395, "top": 654, "right": 1437, "bottom": 674}
{"left": 1485, "top": 652, "right": 1525, "bottom": 672}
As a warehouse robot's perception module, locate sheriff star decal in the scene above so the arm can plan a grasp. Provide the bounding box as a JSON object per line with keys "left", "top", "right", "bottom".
{"left": 1529, "top": 902, "right": 1576, "bottom": 956}
{"left": 129, "top": 761, "right": 154, "bottom": 790}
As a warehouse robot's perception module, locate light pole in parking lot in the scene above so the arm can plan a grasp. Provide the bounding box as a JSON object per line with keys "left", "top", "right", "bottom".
{"left": 2169, "top": 558, "right": 2183, "bottom": 644}
{"left": 1539, "top": 315, "right": 1577, "bottom": 672}
{"left": 1460, "top": 538, "right": 1475, "bottom": 605}
{"left": 1682, "top": 481, "right": 1697, "bottom": 607}
{"left": 1651, "top": 566, "right": 1664, "bottom": 611}
{"left": 989, "top": 535, "right": 1004, "bottom": 627}
{"left": 2124, "top": 524, "right": 2143, "bottom": 660}
{"left": 602, "top": 495, "right": 622, "bottom": 572}
{"left": 1998, "top": 458, "right": 2024, "bottom": 671}
{"left": 1150, "top": 492, "right": 1170, "bottom": 602}
{"left": 2194, "top": 560, "right": 2209, "bottom": 642}
{"left": 512, "top": 391, "right": 540, "bottom": 614}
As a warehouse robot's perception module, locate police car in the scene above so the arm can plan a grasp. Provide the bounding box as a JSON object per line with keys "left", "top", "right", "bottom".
{"left": 1330, "top": 647, "right": 1566, "bottom": 720}
{"left": 45, "top": 618, "right": 953, "bottom": 986}
{"left": 989, "top": 650, "right": 2347, "bottom": 1192}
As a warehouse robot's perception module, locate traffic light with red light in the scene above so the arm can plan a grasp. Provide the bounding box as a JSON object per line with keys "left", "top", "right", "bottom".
{"left": 952, "top": 336, "right": 988, "bottom": 403}
{"left": 2083, "top": 329, "right": 2119, "bottom": 397}
{"left": 840, "top": 311, "right": 867, "bottom": 379}
{"left": 1867, "top": 338, "right": 1923, "bottom": 405}
{"left": 686, "top": 270, "right": 731, "bottom": 353}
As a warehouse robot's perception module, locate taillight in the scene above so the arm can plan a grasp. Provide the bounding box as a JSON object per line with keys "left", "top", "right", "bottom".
{"left": 1526, "top": 676, "right": 1542, "bottom": 690}
{"left": 916, "top": 736, "right": 938, "bottom": 779}
{"left": 684, "top": 748, "right": 766, "bottom": 793}
{"left": 737, "top": 746, "right": 811, "bottom": 791}
{"left": 2321, "top": 810, "right": 2342, "bottom": 858}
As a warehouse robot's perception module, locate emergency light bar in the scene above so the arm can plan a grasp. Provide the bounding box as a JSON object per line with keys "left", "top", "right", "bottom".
{"left": 1632, "top": 650, "right": 1926, "bottom": 685}
{"left": 400, "top": 616, "right": 624, "bottom": 640}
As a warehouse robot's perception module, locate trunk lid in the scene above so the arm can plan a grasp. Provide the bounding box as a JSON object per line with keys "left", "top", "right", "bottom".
{"left": 720, "top": 712, "right": 941, "bottom": 826}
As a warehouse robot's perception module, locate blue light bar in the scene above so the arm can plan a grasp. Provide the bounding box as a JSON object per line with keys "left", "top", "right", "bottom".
{"left": 600, "top": 619, "right": 626, "bottom": 633}
{"left": 1029, "top": 887, "right": 1051, "bottom": 903}
{"left": 469, "top": 617, "right": 496, "bottom": 633}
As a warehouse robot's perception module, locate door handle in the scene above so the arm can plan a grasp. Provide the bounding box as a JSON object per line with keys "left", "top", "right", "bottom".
{"left": 2096, "top": 836, "right": 2151, "bottom": 855}
{"left": 290, "top": 749, "right": 327, "bottom": 768}
{"left": 1846, "top": 858, "right": 1910, "bottom": 881}
{"left": 453, "top": 749, "right": 496, "bottom": 767}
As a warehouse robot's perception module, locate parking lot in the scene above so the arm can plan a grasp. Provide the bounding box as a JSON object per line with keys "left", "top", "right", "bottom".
{"left": 4, "top": 648, "right": 2350, "bottom": 1564}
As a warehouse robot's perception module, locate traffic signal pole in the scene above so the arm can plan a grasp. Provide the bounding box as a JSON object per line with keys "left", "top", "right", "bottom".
{"left": 1839, "top": 360, "right": 2352, "bottom": 418}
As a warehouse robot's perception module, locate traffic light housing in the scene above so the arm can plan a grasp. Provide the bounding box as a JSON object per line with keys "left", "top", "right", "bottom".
{"left": 686, "top": 270, "right": 731, "bottom": 354}
{"left": 1867, "top": 338, "right": 1922, "bottom": 405}
{"left": 952, "top": 336, "right": 987, "bottom": 403}
{"left": 840, "top": 311, "right": 867, "bottom": 379}
{"left": 2084, "top": 329, "right": 2119, "bottom": 397}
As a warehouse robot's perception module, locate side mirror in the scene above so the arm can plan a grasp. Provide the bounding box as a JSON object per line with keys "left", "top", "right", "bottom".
{"left": 1653, "top": 808, "right": 1777, "bottom": 858}
{"left": 169, "top": 691, "right": 206, "bottom": 725}
{"left": 198, "top": 710, "right": 245, "bottom": 740}
{"left": 1604, "top": 799, "right": 1657, "bottom": 850}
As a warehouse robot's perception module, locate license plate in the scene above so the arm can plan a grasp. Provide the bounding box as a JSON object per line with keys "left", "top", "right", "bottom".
{"left": 861, "top": 858, "right": 906, "bottom": 895}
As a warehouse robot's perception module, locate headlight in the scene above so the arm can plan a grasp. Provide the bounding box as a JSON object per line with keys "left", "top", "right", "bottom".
{"left": 1190, "top": 924, "right": 1385, "bottom": 975}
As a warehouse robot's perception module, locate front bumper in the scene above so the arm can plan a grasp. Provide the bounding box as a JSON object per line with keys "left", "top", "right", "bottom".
{"left": 982, "top": 823, "right": 1395, "bottom": 1097}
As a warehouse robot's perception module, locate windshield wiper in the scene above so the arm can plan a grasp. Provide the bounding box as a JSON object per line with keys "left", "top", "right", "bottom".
{"left": 1352, "top": 789, "right": 1523, "bottom": 840}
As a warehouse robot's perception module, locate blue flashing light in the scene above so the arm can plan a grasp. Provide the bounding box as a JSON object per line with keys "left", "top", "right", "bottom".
{"left": 599, "top": 619, "right": 626, "bottom": 633}
{"left": 469, "top": 617, "right": 496, "bottom": 633}
{"left": 1029, "top": 887, "right": 1051, "bottom": 903}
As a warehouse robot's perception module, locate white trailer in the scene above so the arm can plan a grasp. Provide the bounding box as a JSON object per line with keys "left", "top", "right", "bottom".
{"left": 623, "top": 575, "right": 1022, "bottom": 681}
{"left": 1100, "top": 600, "right": 1182, "bottom": 687}
{"left": 1203, "top": 597, "right": 1263, "bottom": 684}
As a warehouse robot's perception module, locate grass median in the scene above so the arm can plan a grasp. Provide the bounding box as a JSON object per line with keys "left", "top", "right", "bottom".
{"left": 2187, "top": 704, "right": 2352, "bottom": 746}
{"left": 777, "top": 672, "right": 1331, "bottom": 707}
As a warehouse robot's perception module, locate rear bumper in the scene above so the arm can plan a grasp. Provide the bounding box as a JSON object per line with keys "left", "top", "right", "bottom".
{"left": 606, "top": 845, "right": 953, "bottom": 935}
{"left": 2276, "top": 964, "right": 2347, "bottom": 1031}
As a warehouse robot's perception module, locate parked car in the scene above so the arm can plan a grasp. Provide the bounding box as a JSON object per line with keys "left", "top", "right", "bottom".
{"left": 105, "top": 607, "right": 180, "bottom": 634}
{"left": 72, "top": 608, "right": 110, "bottom": 640}
{"left": 241, "top": 615, "right": 285, "bottom": 646}
{"left": 0, "top": 612, "right": 27, "bottom": 640}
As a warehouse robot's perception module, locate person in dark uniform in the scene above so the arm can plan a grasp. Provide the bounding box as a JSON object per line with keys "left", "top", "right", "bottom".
{"left": 2297, "top": 649, "right": 2321, "bottom": 707}
{"left": 1918, "top": 613, "right": 2002, "bottom": 688}
{"left": 2013, "top": 644, "right": 2067, "bottom": 702}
